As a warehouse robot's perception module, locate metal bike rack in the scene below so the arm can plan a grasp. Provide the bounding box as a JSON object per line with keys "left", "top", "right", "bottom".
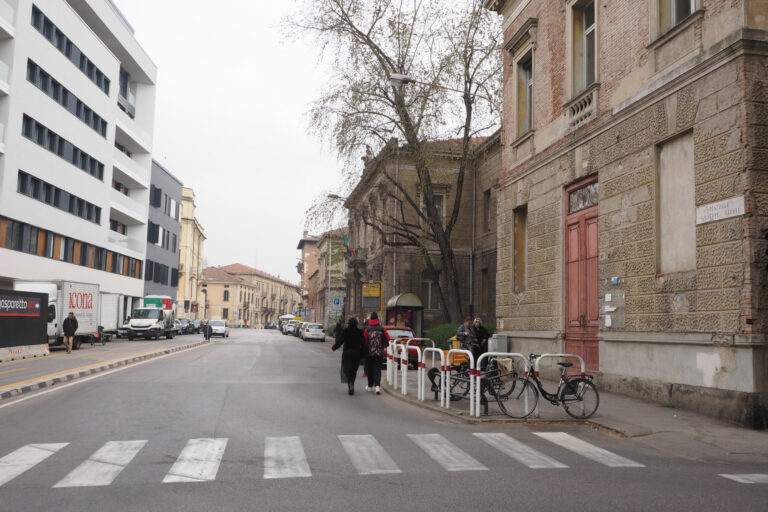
{"left": 404, "top": 338, "right": 435, "bottom": 401}
{"left": 444, "top": 349, "right": 474, "bottom": 415}
{"left": 532, "top": 353, "right": 586, "bottom": 418}
{"left": 420, "top": 347, "right": 446, "bottom": 405}
{"left": 473, "top": 352, "right": 528, "bottom": 418}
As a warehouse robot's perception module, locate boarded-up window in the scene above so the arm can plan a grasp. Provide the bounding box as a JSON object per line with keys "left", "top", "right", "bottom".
{"left": 659, "top": 132, "right": 696, "bottom": 273}
{"left": 516, "top": 51, "right": 533, "bottom": 136}
{"left": 513, "top": 206, "right": 528, "bottom": 292}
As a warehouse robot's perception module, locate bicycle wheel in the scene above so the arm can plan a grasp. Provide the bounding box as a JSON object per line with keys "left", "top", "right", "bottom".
{"left": 449, "top": 372, "right": 471, "bottom": 401}
{"left": 560, "top": 378, "right": 599, "bottom": 419}
{"left": 496, "top": 377, "right": 538, "bottom": 418}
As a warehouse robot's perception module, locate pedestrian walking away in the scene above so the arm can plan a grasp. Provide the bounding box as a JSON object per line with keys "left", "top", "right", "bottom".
{"left": 62, "top": 312, "right": 78, "bottom": 354}
{"left": 331, "top": 317, "right": 365, "bottom": 395}
{"left": 363, "top": 312, "right": 386, "bottom": 394}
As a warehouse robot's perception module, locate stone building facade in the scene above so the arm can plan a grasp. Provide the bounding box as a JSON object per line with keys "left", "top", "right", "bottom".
{"left": 296, "top": 231, "right": 320, "bottom": 321}
{"left": 177, "top": 187, "right": 205, "bottom": 320}
{"left": 316, "top": 229, "right": 347, "bottom": 327}
{"left": 486, "top": 0, "right": 767, "bottom": 427}
{"left": 345, "top": 135, "right": 501, "bottom": 332}
{"left": 218, "top": 263, "right": 301, "bottom": 327}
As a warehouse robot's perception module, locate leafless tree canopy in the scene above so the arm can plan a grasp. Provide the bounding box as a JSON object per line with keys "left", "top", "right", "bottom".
{"left": 290, "top": 0, "right": 501, "bottom": 321}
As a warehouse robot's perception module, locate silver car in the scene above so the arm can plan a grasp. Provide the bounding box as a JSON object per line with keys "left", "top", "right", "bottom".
{"left": 209, "top": 320, "right": 229, "bottom": 338}
{"left": 302, "top": 323, "right": 326, "bottom": 341}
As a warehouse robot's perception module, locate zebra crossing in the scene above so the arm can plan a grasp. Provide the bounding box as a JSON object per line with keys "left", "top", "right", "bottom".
{"left": 0, "top": 431, "right": 758, "bottom": 489}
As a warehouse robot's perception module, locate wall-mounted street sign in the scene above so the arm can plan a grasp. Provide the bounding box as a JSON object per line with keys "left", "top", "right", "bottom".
{"left": 696, "top": 196, "right": 745, "bottom": 225}
{"left": 362, "top": 282, "right": 381, "bottom": 310}
{"left": 333, "top": 298, "right": 341, "bottom": 306}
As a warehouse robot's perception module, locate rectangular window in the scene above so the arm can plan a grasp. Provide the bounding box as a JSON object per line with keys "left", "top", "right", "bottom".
{"left": 513, "top": 205, "right": 528, "bottom": 292}
{"left": 658, "top": 133, "right": 696, "bottom": 273}
{"left": 516, "top": 51, "right": 533, "bottom": 136}
{"left": 222, "top": 308, "right": 229, "bottom": 320}
{"left": 483, "top": 190, "right": 492, "bottom": 233}
{"left": 572, "top": 1, "right": 596, "bottom": 94}
{"left": 660, "top": 0, "right": 695, "bottom": 32}
{"left": 420, "top": 280, "right": 441, "bottom": 311}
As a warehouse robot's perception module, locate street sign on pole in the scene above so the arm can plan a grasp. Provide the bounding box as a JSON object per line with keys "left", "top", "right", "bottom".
{"left": 333, "top": 298, "right": 340, "bottom": 306}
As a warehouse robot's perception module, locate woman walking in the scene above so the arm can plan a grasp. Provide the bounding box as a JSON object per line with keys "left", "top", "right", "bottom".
{"left": 332, "top": 317, "right": 365, "bottom": 395}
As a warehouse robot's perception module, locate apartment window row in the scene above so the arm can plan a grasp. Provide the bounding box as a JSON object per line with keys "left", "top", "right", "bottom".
{"left": 145, "top": 260, "right": 170, "bottom": 285}
{"left": 149, "top": 185, "right": 180, "bottom": 221}
{"left": 22, "top": 115, "right": 105, "bottom": 181}
{"left": 17, "top": 171, "right": 101, "bottom": 225}
{"left": 0, "top": 216, "right": 141, "bottom": 278}
{"left": 31, "top": 5, "right": 110, "bottom": 95}
{"left": 26, "top": 60, "right": 107, "bottom": 137}
{"left": 147, "top": 221, "right": 177, "bottom": 253}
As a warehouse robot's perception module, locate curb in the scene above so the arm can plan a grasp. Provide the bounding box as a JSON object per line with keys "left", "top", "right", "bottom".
{"left": 381, "top": 382, "right": 625, "bottom": 437}
{"left": 0, "top": 340, "right": 212, "bottom": 403}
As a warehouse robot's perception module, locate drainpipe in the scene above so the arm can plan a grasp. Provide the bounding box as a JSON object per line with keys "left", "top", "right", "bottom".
{"left": 470, "top": 158, "right": 476, "bottom": 318}
{"left": 393, "top": 143, "right": 399, "bottom": 297}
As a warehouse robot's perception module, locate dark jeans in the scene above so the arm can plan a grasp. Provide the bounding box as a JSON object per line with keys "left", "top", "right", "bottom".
{"left": 366, "top": 356, "right": 383, "bottom": 387}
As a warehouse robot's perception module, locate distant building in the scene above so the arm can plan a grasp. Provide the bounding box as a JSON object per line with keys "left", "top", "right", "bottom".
{"left": 177, "top": 187, "right": 205, "bottom": 319}
{"left": 0, "top": 0, "right": 157, "bottom": 321}
{"left": 316, "top": 229, "right": 347, "bottom": 327}
{"left": 296, "top": 231, "right": 319, "bottom": 321}
{"left": 217, "top": 263, "right": 301, "bottom": 327}
{"left": 143, "top": 161, "right": 182, "bottom": 298}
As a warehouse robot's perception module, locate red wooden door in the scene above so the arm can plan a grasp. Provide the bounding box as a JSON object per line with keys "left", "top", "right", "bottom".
{"left": 565, "top": 179, "right": 599, "bottom": 373}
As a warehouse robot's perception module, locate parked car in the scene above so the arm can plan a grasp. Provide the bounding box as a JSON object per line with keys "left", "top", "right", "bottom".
{"left": 209, "top": 320, "right": 229, "bottom": 338}
{"left": 191, "top": 319, "right": 202, "bottom": 334}
{"left": 382, "top": 326, "right": 418, "bottom": 368}
{"left": 282, "top": 320, "right": 299, "bottom": 335}
{"left": 265, "top": 322, "right": 278, "bottom": 329}
{"left": 301, "top": 323, "right": 326, "bottom": 341}
{"left": 294, "top": 322, "right": 307, "bottom": 337}
{"left": 177, "top": 318, "right": 193, "bottom": 334}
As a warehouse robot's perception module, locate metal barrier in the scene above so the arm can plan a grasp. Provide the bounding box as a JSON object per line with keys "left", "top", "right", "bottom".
{"left": 404, "top": 338, "right": 435, "bottom": 400}
{"left": 386, "top": 341, "right": 396, "bottom": 386}
{"left": 531, "top": 353, "right": 586, "bottom": 418}
{"left": 472, "top": 352, "right": 528, "bottom": 418}
{"left": 389, "top": 342, "right": 406, "bottom": 390}
{"left": 420, "top": 347, "right": 446, "bottom": 405}
{"left": 444, "top": 349, "right": 474, "bottom": 415}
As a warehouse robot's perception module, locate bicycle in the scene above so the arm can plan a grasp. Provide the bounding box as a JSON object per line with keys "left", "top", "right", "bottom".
{"left": 499, "top": 353, "right": 600, "bottom": 419}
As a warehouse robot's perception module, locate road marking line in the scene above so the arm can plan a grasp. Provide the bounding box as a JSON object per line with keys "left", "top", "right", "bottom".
{"left": 474, "top": 433, "right": 568, "bottom": 469}
{"left": 163, "top": 438, "right": 228, "bottom": 483}
{"left": 338, "top": 435, "right": 401, "bottom": 475}
{"left": 720, "top": 474, "right": 768, "bottom": 484}
{"left": 0, "top": 343, "right": 211, "bottom": 410}
{"left": 0, "top": 347, "right": 199, "bottom": 392}
{"left": 0, "top": 368, "right": 26, "bottom": 376}
{"left": 264, "top": 437, "right": 312, "bottom": 479}
{"left": 408, "top": 434, "right": 487, "bottom": 472}
{"left": 0, "top": 443, "right": 69, "bottom": 487}
{"left": 534, "top": 432, "right": 644, "bottom": 468}
{"left": 53, "top": 440, "right": 147, "bottom": 487}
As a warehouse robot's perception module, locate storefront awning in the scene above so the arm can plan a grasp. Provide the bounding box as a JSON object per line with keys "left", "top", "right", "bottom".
{"left": 385, "top": 293, "right": 423, "bottom": 309}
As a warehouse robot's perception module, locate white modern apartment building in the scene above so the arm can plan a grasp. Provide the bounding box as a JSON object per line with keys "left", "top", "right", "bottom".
{"left": 0, "top": 0, "right": 156, "bottom": 309}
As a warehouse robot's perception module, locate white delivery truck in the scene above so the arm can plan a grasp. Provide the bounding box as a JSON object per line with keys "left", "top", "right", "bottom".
{"left": 98, "top": 292, "right": 124, "bottom": 340}
{"left": 13, "top": 280, "right": 102, "bottom": 350}
{"left": 128, "top": 295, "right": 178, "bottom": 340}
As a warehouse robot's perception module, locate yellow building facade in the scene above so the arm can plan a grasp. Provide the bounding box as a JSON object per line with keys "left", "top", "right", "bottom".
{"left": 177, "top": 187, "right": 206, "bottom": 319}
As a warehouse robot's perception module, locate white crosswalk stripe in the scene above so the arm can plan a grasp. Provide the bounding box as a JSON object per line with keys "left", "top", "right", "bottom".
{"left": 474, "top": 433, "right": 568, "bottom": 469}
{"left": 408, "top": 434, "right": 487, "bottom": 472}
{"left": 720, "top": 474, "right": 768, "bottom": 484}
{"left": 54, "top": 440, "right": 147, "bottom": 487}
{"left": 534, "top": 432, "right": 644, "bottom": 468}
{"left": 339, "top": 435, "right": 401, "bottom": 475}
{"left": 163, "top": 438, "right": 228, "bottom": 483}
{"left": 0, "top": 443, "right": 68, "bottom": 487}
{"left": 264, "top": 436, "right": 312, "bottom": 479}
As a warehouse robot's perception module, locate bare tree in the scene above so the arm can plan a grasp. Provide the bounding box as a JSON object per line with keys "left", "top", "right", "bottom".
{"left": 290, "top": 0, "right": 501, "bottom": 322}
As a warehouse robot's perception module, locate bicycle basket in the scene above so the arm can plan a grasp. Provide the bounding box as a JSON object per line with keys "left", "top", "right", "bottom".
{"left": 495, "top": 358, "right": 517, "bottom": 382}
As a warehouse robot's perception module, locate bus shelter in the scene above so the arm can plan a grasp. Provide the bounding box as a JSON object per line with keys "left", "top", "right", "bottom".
{"left": 385, "top": 293, "right": 424, "bottom": 337}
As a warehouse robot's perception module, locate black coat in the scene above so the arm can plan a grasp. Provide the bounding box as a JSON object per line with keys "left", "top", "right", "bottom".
{"left": 332, "top": 326, "right": 364, "bottom": 381}
{"left": 63, "top": 317, "right": 78, "bottom": 336}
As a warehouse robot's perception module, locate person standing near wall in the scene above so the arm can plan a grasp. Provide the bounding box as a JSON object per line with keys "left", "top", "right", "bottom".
{"left": 62, "top": 312, "right": 78, "bottom": 354}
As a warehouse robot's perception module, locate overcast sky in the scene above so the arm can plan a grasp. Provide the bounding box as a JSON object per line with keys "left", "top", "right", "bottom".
{"left": 111, "top": 0, "right": 339, "bottom": 284}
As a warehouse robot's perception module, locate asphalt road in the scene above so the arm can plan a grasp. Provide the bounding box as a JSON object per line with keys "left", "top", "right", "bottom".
{"left": 0, "top": 329, "right": 765, "bottom": 512}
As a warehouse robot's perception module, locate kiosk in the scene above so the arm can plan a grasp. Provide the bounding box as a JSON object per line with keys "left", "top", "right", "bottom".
{"left": 385, "top": 293, "right": 424, "bottom": 337}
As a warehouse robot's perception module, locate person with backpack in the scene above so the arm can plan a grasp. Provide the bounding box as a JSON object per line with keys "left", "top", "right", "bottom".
{"left": 363, "top": 312, "right": 385, "bottom": 394}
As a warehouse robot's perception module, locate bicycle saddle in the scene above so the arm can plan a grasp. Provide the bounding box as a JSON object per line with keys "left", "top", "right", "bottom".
{"left": 557, "top": 362, "right": 573, "bottom": 368}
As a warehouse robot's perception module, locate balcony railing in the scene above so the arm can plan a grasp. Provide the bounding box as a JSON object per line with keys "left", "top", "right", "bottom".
{"left": 111, "top": 189, "right": 147, "bottom": 219}
{"left": 118, "top": 92, "right": 136, "bottom": 118}
{"left": 108, "top": 231, "right": 144, "bottom": 254}
{"left": 113, "top": 148, "right": 149, "bottom": 186}
{"left": 0, "top": 0, "right": 14, "bottom": 39}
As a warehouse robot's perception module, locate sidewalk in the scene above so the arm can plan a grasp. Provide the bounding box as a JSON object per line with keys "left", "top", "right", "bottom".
{"left": 383, "top": 362, "right": 768, "bottom": 463}
{"left": 0, "top": 336, "right": 210, "bottom": 402}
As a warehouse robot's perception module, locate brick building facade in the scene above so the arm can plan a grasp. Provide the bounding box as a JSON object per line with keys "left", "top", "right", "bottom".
{"left": 487, "top": 0, "right": 767, "bottom": 427}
